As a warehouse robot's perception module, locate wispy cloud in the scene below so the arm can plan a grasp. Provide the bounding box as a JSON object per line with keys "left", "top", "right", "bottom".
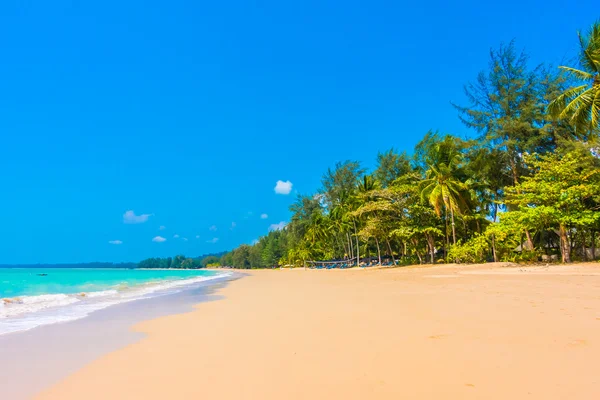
{"left": 260, "top": 213, "right": 268, "bottom": 219}
{"left": 206, "top": 237, "right": 219, "bottom": 244}
{"left": 108, "top": 240, "right": 123, "bottom": 245}
{"left": 152, "top": 236, "right": 166, "bottom": 243}
{"left": 159, "top": 225, "right": 166, "bottom": 230}
{"left": 182, "top": 237, "right": 188, "bottom": 241}
{"left": 269, "top": 221, "right": 287, "bottom": 231}
{"left": 173, "top": 234, "right": 180, "bottom": 239}
{"left": 274, "top": 180, "right": 293, "bottom": 195}
{"left": 196, "top": 235, "right": 200, "bottom": 239}
{"left": 230, "top": 222, "right": 236, "bottom": 230}
{"left": 209, "top": 225, "right": 217, "bottom": 231}
{"left": 123, "top": 210, "right": 152, "bottom": 224}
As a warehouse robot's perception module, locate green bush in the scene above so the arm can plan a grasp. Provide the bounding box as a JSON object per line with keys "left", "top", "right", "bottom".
{"left": 505, "top": 249, "right": 539, "bottom": 263}
{"left": 448, "top": 234, "right": 489, "bottom": 263}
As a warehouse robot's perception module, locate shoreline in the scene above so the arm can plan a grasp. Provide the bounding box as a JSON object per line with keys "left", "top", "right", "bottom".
{"left": 0, "top": 269, "right": 231, "bottom": 336}
{"left": 0, "top": 273, "right": 240, "bottom": 400}
{"left": 36, "top": 262, "right": 600, "bottom": 399}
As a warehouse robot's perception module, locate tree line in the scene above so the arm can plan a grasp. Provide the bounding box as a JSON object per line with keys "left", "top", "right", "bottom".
{"left": 137, "top": 252, "right": 225, "bottom": 269}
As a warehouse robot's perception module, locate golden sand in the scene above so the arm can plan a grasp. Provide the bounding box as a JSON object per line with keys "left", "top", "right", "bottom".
{"left": 37, "top": 263, "right": 600, "bottom": 399}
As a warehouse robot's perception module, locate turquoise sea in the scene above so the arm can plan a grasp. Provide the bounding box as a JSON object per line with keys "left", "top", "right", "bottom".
{"left": 0, "top": 268, "right": 229, "bottom": 335}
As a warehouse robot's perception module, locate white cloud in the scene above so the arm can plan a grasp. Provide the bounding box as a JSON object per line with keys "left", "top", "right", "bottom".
{"left": 152, "top": 236, "right": 166, "bottom": 243}
{"left": 230, "top": 222, "right": 236, "bottom": 230}
{"left": 182, "top": 237, "right": 188, "bottom": 241}
{"left": 108, "top": 240, "right": 123, "bottom": 245}
{"left": 251, "top": 239, "right": 259, "bottom": 245}
{"left": 123, "top": 210, "right": 152, "bottom": 224}
{"left": 206, "top": 237, "right": 219, "bottom": 244}
{"left": 274, "top": 180, "right": 293, "bottom": 195}
{"left": 260, "top": 213, "right": 268, "bottom": 219}
{"left": 209, "top": 225, "right": 217, "bottom": 231}
{"left": 159, "top": 225, "right": 166, "bottom": 230}
{"left": 269, "top": 221, "right": 287, "bottom": 231}
{"left": 196, "top": 235, "right": 200, "bottom": 239}
{"left": 173, "top": 234, "right": 180, "bottom": 239}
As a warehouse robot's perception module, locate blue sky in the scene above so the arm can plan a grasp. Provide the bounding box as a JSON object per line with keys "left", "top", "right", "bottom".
{"left": 0, "top": 1, "right": 595, "bottom": 263}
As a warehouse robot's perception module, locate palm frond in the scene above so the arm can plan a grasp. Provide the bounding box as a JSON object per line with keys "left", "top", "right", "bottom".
{"left": 558, "top": 66, "right": 594, "bottom": 80}
{"left": 566, "top": 91, "right": 594, "bottom": 132}
{"left": 578, "top": 26, "right": 600, "bottom": 74}
{"left": 548, "top": 84, "right": 589, "bottom": 117}
{"left": 591, "top": 88, "right": 600, "bottom": 129}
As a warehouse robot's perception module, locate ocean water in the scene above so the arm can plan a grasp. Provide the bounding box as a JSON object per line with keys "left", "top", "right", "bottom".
{"left": 0, "top": 268, "right": 230, "bottom": 335}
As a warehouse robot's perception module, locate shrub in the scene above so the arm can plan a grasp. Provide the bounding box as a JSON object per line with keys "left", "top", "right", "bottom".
{"left": 448, "top": 234, "right": 489, "bottom": 263}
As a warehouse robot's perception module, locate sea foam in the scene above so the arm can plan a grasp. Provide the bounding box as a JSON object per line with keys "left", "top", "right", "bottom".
{"left": 0, "top": 272, "right": 231, "bottom": 335}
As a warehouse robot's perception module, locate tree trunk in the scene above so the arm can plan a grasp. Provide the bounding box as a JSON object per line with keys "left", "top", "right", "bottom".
{"left": 416, "top": 252, "right": 423, "bottom": 264}
{"left": 353, "top": 221, "right": 360, "bottom": 267}
{"left": 336, "top": 235, "right": 346, "bottom": 259}
{"left": 427, "top": 234, "right": 435, "bottom": 264}
{"left": 375, "top": 237, "right": 382, "bottom": 265}
{"left": 491, "top": 234, "right": 498, "bottom": 262}
{"left": 444, "top": 208, "right": 449, "bottom": 261}
{"left": 450, "top": 208, "right": 457, "bottom": 245}
{"left": 386, "top": 239, "right": 396, "bottom": 266}
{"left": 347, "top": 232, "right": 354, "bottom": 259}
{"left": 413, "top": 239, "right": 423, "bottom": 264}
{"left": 592, "top": 230, "right": 596, "bottom": 261}
{"left": 510, "top": 156, "right": 519, "bottom": 186}
{"left": 582, "top": 230, "right": 588, "bottom": 261}
{"left": 559, "top": 224, "right": 571, "bottom": 263}
{"left": 524, "top": 230, "right": 534, "bottom": 251}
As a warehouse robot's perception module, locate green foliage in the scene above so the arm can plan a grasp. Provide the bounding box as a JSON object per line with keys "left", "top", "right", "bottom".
{"left": 138, "top": 255, "right": 203, "bottom": 269}
{"left": 505, "top": 250, "right": 540, "bottom": 263}
{"left": 321, "top": 161, "right": 365, "bottom": 207}
{"left": 374, "top": 149, "right": 411, "bottom": 187}
{"left": 201, "top": 256, "right": 221, "bottom": 268}
{"left": 419, "top": 135, "right": 470, "bottom": 218}
{"left": 448, "top": 234, "right": 490, "bottom": 264}
{"left": 502, "top": 151, "right": 600, "bottom": 262}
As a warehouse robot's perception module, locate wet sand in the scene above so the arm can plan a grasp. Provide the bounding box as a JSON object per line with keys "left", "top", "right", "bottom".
{"left": 36, "top": 263, "right": 600, "bottom": 399}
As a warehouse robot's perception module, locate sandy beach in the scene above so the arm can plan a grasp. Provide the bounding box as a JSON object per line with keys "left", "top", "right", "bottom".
{"left": 36, "top": 263, "right": 600, "bottom": 399}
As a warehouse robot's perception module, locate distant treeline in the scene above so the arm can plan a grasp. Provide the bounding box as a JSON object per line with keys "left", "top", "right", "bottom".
{"left": 137, "top": 252, "right": 226, "bottom": 269}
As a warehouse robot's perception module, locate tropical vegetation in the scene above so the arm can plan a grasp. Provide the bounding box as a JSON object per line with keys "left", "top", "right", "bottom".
{"left": 138, "top": 252, "right": 225, "bottom": 269}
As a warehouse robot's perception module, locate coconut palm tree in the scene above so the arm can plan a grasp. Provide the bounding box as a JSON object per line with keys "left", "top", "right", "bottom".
{"left": 548, "top": 21, "right": 600, "bottom": 135}
{"left": 419, "top": 137, "right": 469, "bottom": 246}
{"left": 357, "top": 174, "right": 379, "bottom": 194}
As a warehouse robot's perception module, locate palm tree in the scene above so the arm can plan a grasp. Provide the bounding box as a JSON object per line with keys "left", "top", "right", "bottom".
{"left": 548, "top": 21, "right": 600, "bottom": 135}
{"left": 419, "top": 137, "right": 469, "bottom": 247}
{"left": 305, "top": 211, "right": 330, "bottom": 251}
{"left": 355, "top": 174, "right": 384, "bottom": 263}
{"left": 357, "top": 174, "right": 379, "bottom": 194}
